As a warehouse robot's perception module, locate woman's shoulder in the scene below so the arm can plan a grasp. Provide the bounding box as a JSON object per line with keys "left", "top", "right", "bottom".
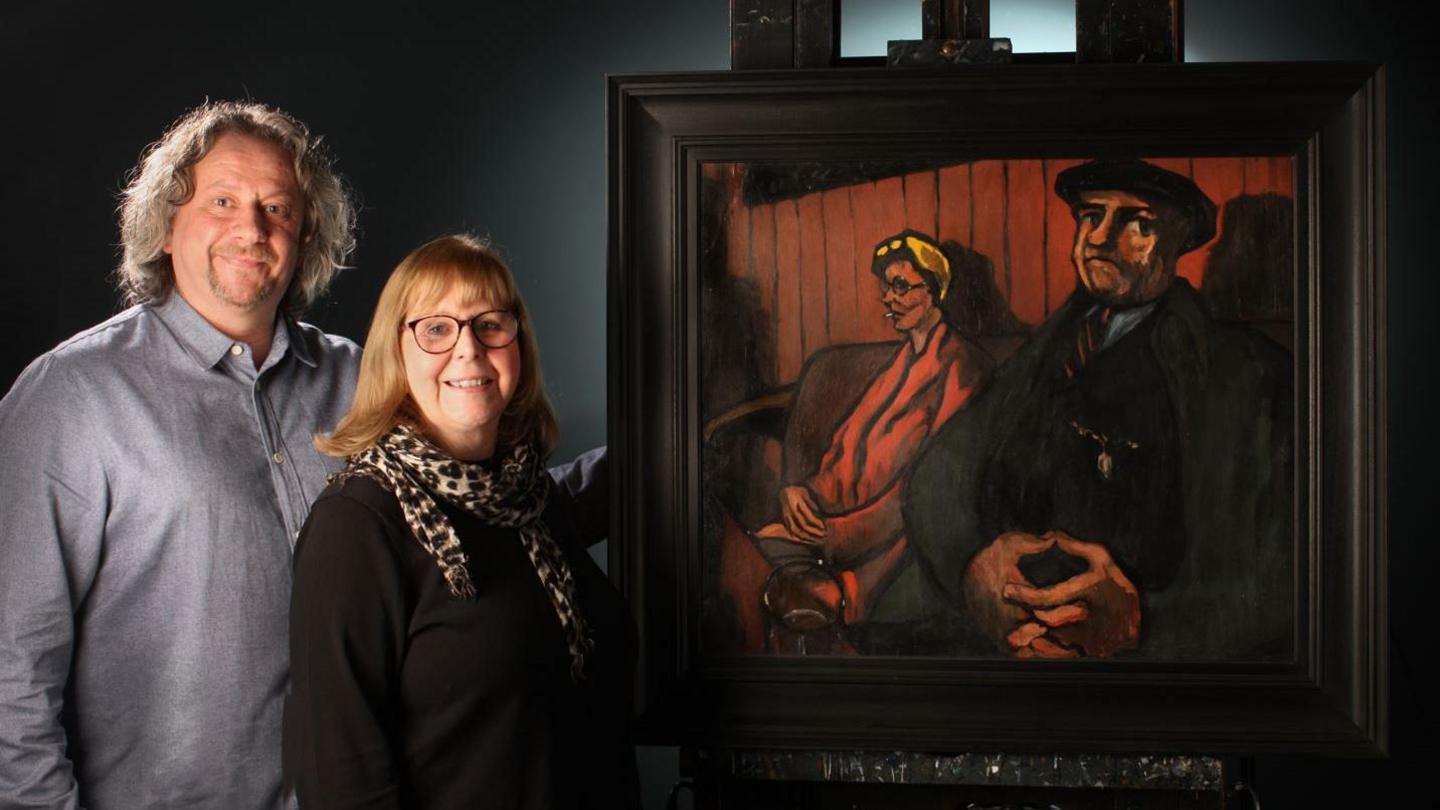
{"left": 326, "top": 471, "right": 400, "bottom": 502}
{"left": 936, "top": 322, "right": 996, "bottom": 367}
{"left": 314, "top": 473, "right": 407, "bottom": 519}
{"left": 300, "top": 474, "right": 411, "bottom": 560}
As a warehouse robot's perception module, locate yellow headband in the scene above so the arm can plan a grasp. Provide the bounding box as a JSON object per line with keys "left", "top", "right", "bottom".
{"left": 875, "top": 235, "right": 951, "bottom": 300}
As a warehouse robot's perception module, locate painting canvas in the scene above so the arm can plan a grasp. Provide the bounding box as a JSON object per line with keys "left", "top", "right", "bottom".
{"left": 609, "top": 64, "right": 1383, "bottom": 753}
{"left": 699, "top": 156, "right": 1295, "bottom": 662}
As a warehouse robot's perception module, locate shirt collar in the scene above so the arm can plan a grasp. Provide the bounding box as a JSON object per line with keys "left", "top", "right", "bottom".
{"left": 282, "top": 315, "right": 317, "bottom": 368}
{"left": 152, "top": 292, "right": 300, "bottom": 371}
{"left": 1098, "top": 300, "right": 1159, "bottom": 351}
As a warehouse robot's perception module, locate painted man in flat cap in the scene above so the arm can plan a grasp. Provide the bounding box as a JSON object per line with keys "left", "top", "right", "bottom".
{"left": 888, "top": 159, "right": 1293, "bottom": 660}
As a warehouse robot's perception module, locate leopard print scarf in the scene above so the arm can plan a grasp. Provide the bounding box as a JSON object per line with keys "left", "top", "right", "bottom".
{"left": 335, "top": 423, "right": 592, "bottom": 679}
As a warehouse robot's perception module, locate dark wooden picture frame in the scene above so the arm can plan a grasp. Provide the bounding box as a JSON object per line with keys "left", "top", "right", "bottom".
{"left": 607, "top": 63, "right": 1385, "bottom": 754}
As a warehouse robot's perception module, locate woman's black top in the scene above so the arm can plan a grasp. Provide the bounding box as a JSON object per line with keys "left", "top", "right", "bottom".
{"left": 283, "top": 448, "right": 639, "bottom": 810}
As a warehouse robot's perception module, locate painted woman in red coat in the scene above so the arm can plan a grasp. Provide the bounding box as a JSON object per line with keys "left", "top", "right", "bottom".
{"left": 720, "top": 230, "right": 994, "bottom": 653}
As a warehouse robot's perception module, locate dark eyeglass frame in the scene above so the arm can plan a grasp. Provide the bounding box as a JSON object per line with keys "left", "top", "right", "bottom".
{"left": 881, "top": 276, "right": 927, "bottom": 296}
{"left": 405, "top": 310, "right": 520, "bottom": 354}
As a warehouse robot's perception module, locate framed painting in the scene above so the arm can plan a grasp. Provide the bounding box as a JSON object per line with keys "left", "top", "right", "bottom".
{"left": 607, "top": 63, "right": 1385, "bottom": 754}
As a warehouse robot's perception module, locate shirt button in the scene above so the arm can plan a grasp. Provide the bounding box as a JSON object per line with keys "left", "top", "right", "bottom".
{"left": 272, "top": 452, "right": 286, "bottom": 465}
{"left": 229, "top": 344, "right": 244, "bottom": 356}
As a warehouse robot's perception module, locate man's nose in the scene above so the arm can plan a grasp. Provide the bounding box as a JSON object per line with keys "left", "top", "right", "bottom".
{"left": 236, "top": 202, "right": 269, "bottom": 242}
{"left": 1086, "top": 213, "right": 1115, "bottom": 246}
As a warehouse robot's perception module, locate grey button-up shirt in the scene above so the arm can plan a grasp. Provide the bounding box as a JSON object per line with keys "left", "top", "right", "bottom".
{"left": 0, "top": 293, "right": 360, "bottom": 809}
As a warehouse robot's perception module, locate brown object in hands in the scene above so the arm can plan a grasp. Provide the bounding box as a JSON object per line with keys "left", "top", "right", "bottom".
{"left": 1075, "top": 0, "right": 1184, "bottom": 63}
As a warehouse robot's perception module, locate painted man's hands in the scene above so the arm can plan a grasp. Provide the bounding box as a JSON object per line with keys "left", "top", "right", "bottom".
{"left": 963, "top": 531, "right": 1055, "bottom": 651}
{"left": 778, "top": 485, "right": 826, "bottom": 543}
{"left": 1005, "top": 532, "right": 1141, "bottom": 658}
{"left": 963, "top": 530, "right": 1140, "bottom": 658}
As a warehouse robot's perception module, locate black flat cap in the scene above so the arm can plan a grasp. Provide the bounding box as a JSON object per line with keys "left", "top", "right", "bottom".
{"left": 1055, "top": 159, "right": 1218, "bottom": 254}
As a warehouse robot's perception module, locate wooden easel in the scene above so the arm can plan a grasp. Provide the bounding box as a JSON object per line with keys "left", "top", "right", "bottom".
{"left": 729, "top": 0, "right": 1182, "bottom": 68}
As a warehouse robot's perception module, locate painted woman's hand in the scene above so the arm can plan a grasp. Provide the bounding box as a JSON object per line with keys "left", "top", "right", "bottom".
{"left": 778, "top": 485, "right": 826, "bottom": 542}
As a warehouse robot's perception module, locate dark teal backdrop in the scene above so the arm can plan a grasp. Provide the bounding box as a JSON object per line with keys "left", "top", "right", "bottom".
{"left": 1, "top": 2, "right": 1433, "bottom": 807}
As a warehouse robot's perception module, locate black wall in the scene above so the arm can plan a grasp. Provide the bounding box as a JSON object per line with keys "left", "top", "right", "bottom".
{"left": 0, "top": 0, "right": 730, "bottom": 461}
{"left": 2, "top": 2, "right": 1434, "bottom": 807}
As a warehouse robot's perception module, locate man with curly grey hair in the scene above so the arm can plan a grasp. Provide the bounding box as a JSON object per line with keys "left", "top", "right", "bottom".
{"left": 0, "top": 101, "right": 361, "bottom": 809}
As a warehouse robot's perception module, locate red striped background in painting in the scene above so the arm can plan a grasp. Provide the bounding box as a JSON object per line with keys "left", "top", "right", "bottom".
{"left": 903, "top": 171, "right": 939, "bottom": 238}
{"left": 1043, "top": 158, "right": 1086, "bottom": 313}
{"left": 1007, "top": 159, "right": 1049, "bottom": 327}
{"left": 937, "top": 164, "right": 973, "bottom": 250}
{"left": 718, "top": 156, "right": 1293, "bottom": 385}
{"left": 773, "top": 200, "right": 804, "bottom": 383}
{"left": 748, "top": 202, "right": 778, "bottom": 387}
{"left": 821, "top": 188, "right": 860, "bottom": 345}
{"left": 970, "top": 161, "right": 1010, "bottom": 302}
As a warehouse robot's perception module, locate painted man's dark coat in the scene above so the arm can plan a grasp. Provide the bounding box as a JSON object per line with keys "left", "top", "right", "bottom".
{"left": 874, "top": 280, "right": 1293, "bottom": 660}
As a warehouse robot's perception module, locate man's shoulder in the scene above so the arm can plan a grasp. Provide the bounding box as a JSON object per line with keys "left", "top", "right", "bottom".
{"left": 1158, "top": 285, "right": 1290, "bottom": 379}
{"left": 0, "top": 307, "right": 163, "bottom": 443}
{"left": 1198, "top": 320, "right": 1292, "bottom": 402}
{"left": 5, "top": 307, "right": 153, "bottom": 398}
{"left": 290, "top": 319, "right": 362, "bottom": 367}
{"left": 40, "top": 305, "right": 152, "bottom": 368}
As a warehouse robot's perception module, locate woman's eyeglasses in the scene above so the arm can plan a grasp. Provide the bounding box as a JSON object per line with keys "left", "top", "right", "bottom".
{"left": 406, "top": 310, "right": 519, "bottom": 354}
{"left": 881, "top": 276, "right": 925, "bottom": 296}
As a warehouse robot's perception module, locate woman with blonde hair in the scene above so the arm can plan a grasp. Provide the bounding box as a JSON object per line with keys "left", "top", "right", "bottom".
{"left": 283, "top": 234, "right": 638, "bottom": 809}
